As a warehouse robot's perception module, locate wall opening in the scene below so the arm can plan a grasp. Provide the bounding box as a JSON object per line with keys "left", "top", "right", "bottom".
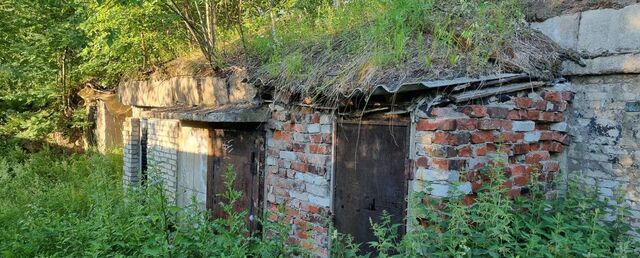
{"left": 139, "top": 119, "right": 148, "bottom": 185}
{"left": 333, "top": 120, "right": 409, "bottom": 254}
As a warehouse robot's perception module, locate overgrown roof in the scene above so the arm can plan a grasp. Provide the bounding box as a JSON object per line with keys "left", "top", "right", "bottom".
{"left": 140, "top": 0, "right": 572, "bottom": 105}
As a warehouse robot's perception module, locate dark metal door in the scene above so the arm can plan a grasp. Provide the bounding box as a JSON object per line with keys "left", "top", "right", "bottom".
{"left": 208, "top": 127, "right": 264, "bottom": 233}
{"left": 334, "top": 121, "right": 408, "bottom": 254}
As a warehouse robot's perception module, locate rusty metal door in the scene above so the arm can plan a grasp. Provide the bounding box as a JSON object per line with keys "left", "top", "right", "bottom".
{"left": 208, "top": 125, "right": 264, "bottom": 233}
{"left": 334, "top": 121, "right": 409, "bottom": 254}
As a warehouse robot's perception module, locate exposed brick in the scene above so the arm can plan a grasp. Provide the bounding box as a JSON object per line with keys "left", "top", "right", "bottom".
{"left": 310, "top": 134, "right": 323, "bottom": 143}
{"left": 561, "top": 91, "right": 574, "bottom": 101}
{"left": 486, "top": 107, "right": 510, "bottom": 119}
{"left": 433, "top": 132, "right": 471, "bottom": 145}
{"left": 533, "top": 100, "right": 548, "bottom": 110}
{"left": 309, "top": 144, "right": 329, "bottom": 154}
{"left": 478, "top": 119, "right": 502, "bottom": 130}
{"left": 552, "top": 132, "right": 569, "bottom": 144}
{"left": 543, "top": 91, "right": 563, "bottom": 102}
{"left": 509, "top": 164, "right": 530, "bottom": 178}
{"left": 546, "top": 101, "right": 568, "bottom": 112}
{"left": 471, "top": 131, "right": 494, "bottom": 143}
{"left": 525, "top": 151, "right": 551, "bottom": 164}
{"left": 416, "top": 119, "right": 456, "bottom": 131}
{"left": 539, "top": 112, "right": 564, "bottom": 122}
{"left": 541, "top": 161, "right": 560, "bottom": 172}
{"left": 513, "top": 176, "right": 529, "bottom": 186}
{"left": 462, "top": 195, "right": 476, "bottom": 205}
{"left": 455, "top": 118, "right": 478, "bottom": 130}
{"left": 311, "top": 113, "right": 321, "bottom": 123}
{"left": 457, "top": 145, "right": 472, "bottom": 157}
{"left": 513, "top": 97, "right": 533, "bottom": 109}
{"left": 512, "top": 143, "right": 530, "bottom": 155}
{"left": 424, "top": 145, "right": 457, "bottom": 158}
{"left": 416, "top": 157, "right": 429, "bottom": 168}
{"left": 273, "top": 130, "right": 291, "bottom": 141}
{"left": 507, "top": 188, "right": 521, "bottom": 197}
{"left": 539, "top": 141, "right": 564, "bottom": 153}
{"left": 293, "top": 143, "right": 306, "bottom": 152}
{"left": 430, "top": 107, "right": 461, "bottom": 118}
{"left": 431, "top": 158, "right": 467, "bottom": 171}
{"left": 456, "top": 105, "right": 487, "bottom": 118}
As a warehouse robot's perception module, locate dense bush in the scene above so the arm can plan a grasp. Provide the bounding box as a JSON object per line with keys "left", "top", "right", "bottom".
{"left": 3, "top": 143, "right": 638, "bottom": 257}
{"left": 332, "top": 155, "right": 640, "bottom": 257}
{"left": 0, "top": 145, "right": 296, "bottom": 257}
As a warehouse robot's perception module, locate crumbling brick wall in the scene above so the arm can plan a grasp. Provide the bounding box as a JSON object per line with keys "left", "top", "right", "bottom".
{"left": 411, "top": 86, "right": 573, "bottom": 202}
{"left": 265, "top": 107, "right": 333, "bottom": 257}
{"left": 567, "top": 75, "right": 640, "bottom": 226}
{"left": 147, "top": 118, "right": 180, "bottom": 203}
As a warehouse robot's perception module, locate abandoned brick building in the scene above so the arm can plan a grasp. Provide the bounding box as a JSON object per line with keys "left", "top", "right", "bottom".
{"left": 118, "top": 3, "right": 640, "bottom": 257}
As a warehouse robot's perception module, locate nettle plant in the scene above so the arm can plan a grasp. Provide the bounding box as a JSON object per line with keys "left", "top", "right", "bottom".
{"left": 332, "top": 154, "right": 640, "bottom": 257}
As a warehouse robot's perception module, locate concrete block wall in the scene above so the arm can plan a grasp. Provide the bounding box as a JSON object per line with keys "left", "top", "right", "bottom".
{"left": 147, "top": 118, "right": 180, "bottom": 203}
{"left": 412, "top": 87, "right": 573, "bottom": 202}
{"left": 265, "top": 108, "right": 333, "bottom": 257}
{"left": 566, "top": 75, "right": 640, "bottom": 226}
{"left": 532, "top": 2, "right": 640, "bottom": 229}
{"left": 123, "top": 117, "right": 140, "bottom": 187}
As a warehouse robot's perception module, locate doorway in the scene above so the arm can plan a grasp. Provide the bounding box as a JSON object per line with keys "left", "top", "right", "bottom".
{"left": 334, "top": 120, "right": 409, "bottom": 254}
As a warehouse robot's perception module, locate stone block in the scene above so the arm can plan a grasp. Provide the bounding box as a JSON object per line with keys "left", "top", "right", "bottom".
{"left": 512, "top": 121, "right": 535, "bottom": 132}
{"left": 524, "top": 131, "right": 542, "bottom": 143}
{"left": 309, "top": 195, "right": 331, "bottom": 207}
{"left": 280, "top": 151, "right": 297, "bottom": 161}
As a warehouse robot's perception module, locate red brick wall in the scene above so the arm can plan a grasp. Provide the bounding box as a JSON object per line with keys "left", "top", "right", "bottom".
{"left": 265, "top": 108, "right": 333, "bottom": 257}
{"left": 412, "top": 89, "right": 573, "bottom": 200}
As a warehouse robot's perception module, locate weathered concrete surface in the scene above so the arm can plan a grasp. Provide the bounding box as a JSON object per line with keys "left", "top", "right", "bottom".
{"left": 141, "top": 104, "right": 270, "bottom": 123}
{"left": 531, "top": 3, "right": 640, "bottom": 75}
{"left": 95, "top": 100, "right": 130, "bottom": 153}
{"left": 578, "top": 4, "right": 640, "bottom": 55}
{"left": 176, "top": 124, "right": 209, "bottom": 208}
{"left": 525, "top": 0, "right": 639, "bottom": 21}
{"left": 119, "top": 73, "right": 257, "bottom": 108}
{"left": 565, "top": 75, "right": 640, "bottom": 227}
{"left": 530, "top": 13, "right": 580, "bottom": 49}
{"left": 563, "top": 53, "right": 640, "bottom": 75}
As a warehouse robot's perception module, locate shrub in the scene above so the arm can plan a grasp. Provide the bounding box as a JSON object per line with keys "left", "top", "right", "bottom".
{"left": 0, "top": 146, "right": 294, "bottom": 257}
{"left": 332, "top": 155, "right": 640, "bottom": 257}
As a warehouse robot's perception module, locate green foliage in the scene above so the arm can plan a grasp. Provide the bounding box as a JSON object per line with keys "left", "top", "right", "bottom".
{"left": 0, "top": 144, "right": 294, "bottom": 257}
{"left": 332, "top": 156, "right": 640, "bottom": 257}
{"left": 0, "top": 0, "right": 189, "bottom": 139}
{"left": 79, "top": 0, "right": 190, "bottom": 86}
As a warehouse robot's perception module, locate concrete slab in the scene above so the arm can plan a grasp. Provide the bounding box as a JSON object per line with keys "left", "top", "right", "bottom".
{"left": 578, "top": 4, "right": 640, "bottom": 54}
{"left": 562, "top": 53, "right": 640, "bottom": 75}
{"left": 531, "top": 13, "right": 581, "bottom": 49}
{"left": 119, "top": 74, "right": 257, "bottom": 108}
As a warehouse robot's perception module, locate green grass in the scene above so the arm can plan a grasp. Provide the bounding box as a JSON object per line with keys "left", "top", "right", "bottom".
{"left": 235, "top": 0, "right": 525, "bottom": 100}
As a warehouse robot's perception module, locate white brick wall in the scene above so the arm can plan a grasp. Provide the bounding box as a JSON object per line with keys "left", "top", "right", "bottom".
{"left": 147, "top": 119, "right": 180, "bottom": 203}
{"left": 123, "top": 118, "right": 140, "bottom": 187}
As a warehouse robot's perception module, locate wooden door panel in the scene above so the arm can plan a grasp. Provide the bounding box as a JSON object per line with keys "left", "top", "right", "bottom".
{"left": 334, "top": 122, "right": 408, "bottom": 254}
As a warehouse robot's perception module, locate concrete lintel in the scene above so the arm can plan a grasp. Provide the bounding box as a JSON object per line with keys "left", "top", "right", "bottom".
{"left": 141, "top": 105, "right": 270, "bottom": 123}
